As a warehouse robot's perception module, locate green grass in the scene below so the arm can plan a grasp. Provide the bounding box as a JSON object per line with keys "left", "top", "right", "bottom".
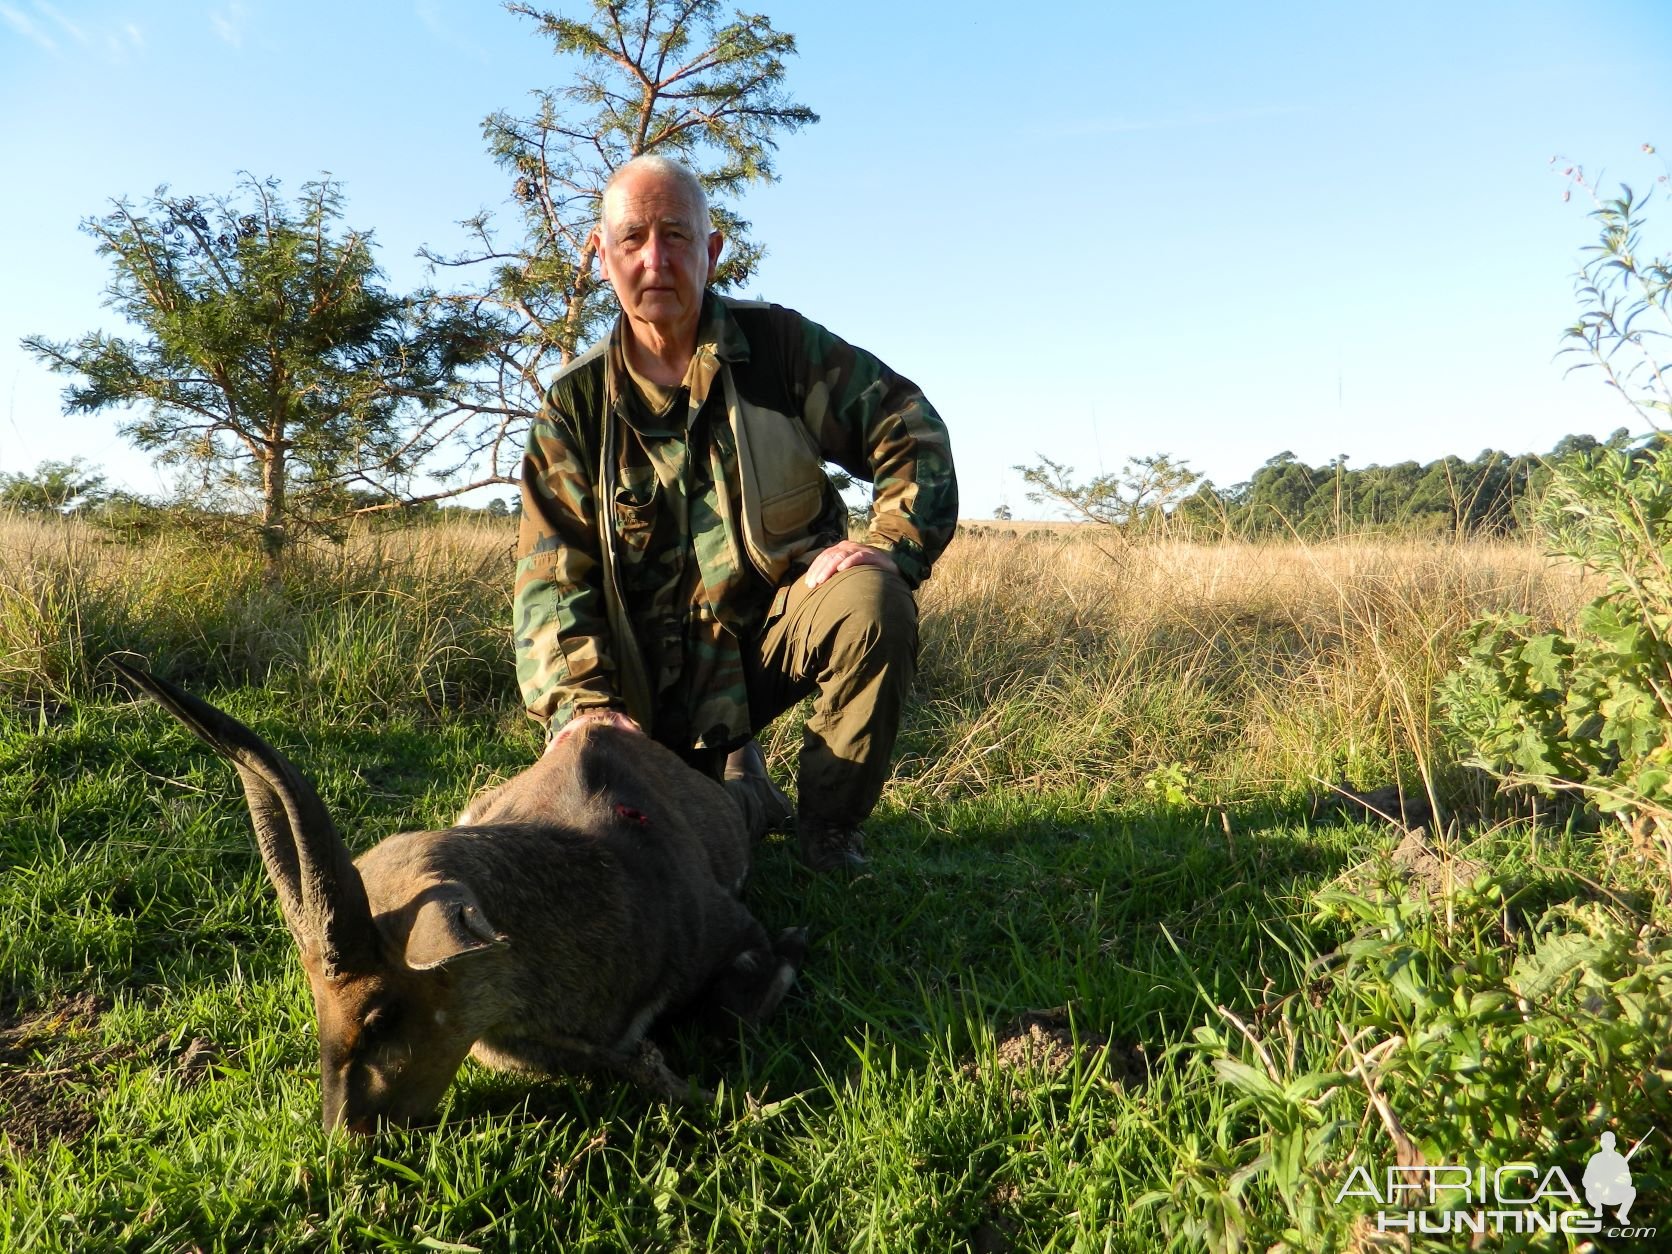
{"left": 2, "top": 519, "right": 1668, "bottom": 1250}
{"left": 0, "top": 689, "right": 1347, "bottom": 1251}
{"left": 5, "top": 693, "right": 1664, "bottom": 1250}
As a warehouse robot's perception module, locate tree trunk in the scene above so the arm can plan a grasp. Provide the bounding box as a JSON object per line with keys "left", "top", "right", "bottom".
{"left": 557, "top": 239, "right": 600, "bottom": 367}
{"left": 261, "top": 438, "right": 287, "bottom": 579}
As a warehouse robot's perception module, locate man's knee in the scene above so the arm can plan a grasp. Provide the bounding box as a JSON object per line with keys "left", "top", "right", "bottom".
{"left": 815, "top": 564, "right": 918, "bottom": 663}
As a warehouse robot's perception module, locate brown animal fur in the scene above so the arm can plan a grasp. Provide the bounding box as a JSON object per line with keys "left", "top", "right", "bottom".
{"left": 114, "top": 662, "right": 804, "bottom": 1133}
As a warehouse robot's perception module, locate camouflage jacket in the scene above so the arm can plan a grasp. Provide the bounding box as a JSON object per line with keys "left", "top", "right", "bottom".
{"left": 514, "top": 292, "right": 957, "bottom": 750}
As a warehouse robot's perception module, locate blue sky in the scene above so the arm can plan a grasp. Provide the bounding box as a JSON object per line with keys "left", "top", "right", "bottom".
{"left": 2, "top": 0, "right": 1669, "bottom": 519}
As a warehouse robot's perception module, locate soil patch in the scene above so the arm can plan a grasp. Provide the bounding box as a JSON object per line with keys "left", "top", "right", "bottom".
{"left": 970, "top": 1182, "right": 1024, "bottom": 1254}
{"left": 970, "top": 1215, "right": 1021, "bottom": 1253}
{"left": 172, "top": 1035, "right": 220, "bottom": 1086}
{"left": 976, "top": 1008, "right": 1149, "bottom": 1089}
{"left": 1389, "top": 826, "right": 1486, "bottom": 900}
{"left": 0, "top": 992, "right": 117, "bottom": 1151}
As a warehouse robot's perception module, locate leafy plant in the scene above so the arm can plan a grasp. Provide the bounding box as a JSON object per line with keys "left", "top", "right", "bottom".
{"left": 1440, "top": 164, "right": 1672, "bottom": 841}
{"left": 1557, "top": 158, "right": 1672, "bottom": 421}
{"left": 1143, "top": 761, "right": 1202, "bottom": 810}
{"left": 1439, "top": 446, "right": 1672, "bottom": 828}
{"left": 1149, "top": 866, "right": 1672, "bottom": 1252}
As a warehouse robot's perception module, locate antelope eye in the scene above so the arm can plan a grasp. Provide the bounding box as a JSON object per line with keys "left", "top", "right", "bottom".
{"left": 361, "top": 1003, "right": 404, "bottom": 1043}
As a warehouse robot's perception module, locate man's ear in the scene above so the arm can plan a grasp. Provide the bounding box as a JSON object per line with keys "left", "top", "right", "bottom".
{"left": 591, "top": 226, "right": 610, "bottom": 284}
{"left": 706, "top": 229, "right": 725, "bottom": 281}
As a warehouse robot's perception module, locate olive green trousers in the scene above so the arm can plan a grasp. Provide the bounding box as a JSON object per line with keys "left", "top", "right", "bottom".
{"left": 689, "top": 564, "right": 919, "bottom": 841}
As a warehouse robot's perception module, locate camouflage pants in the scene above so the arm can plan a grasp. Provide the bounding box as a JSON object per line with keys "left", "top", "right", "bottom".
{"left": 686, "top": 564, "right": 919, "bottom": 840}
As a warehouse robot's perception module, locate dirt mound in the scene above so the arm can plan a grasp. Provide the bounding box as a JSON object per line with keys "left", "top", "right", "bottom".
{"left": 962, "top": 1014, "right": 1149, "bottom": 1254}
{"left": 1389, "top": 826, "right": 1486, "bottom": 899}
{"left": 0, "top": 992, "right": 115, "bottom": 1151}
{"left": 981, "top": 1009, "right": 1149, "bottom": 1087}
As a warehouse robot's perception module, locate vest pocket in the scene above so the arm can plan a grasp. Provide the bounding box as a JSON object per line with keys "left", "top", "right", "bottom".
{"left": 760, "top": 479, "right": 824, "bottom": 538}
{"left": 725, "top": 370, "right": 830, "bottom": 581}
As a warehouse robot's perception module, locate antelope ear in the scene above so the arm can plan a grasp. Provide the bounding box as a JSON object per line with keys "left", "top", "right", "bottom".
{"left": 402, "top": 884, "right": 508, "bottom": 971}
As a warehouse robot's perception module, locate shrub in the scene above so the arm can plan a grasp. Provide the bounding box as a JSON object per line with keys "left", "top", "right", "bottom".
{"left": 1441, "top": 175, "right": 1672, "bottom": 843}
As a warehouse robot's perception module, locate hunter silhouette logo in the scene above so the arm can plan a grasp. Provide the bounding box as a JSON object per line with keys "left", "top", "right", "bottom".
{"left": 1337, "top": 1127, "right": 1659, "bottom": 1239}
{"left": 1584, "top": 1130, "right": 1647, "bottom": 1223}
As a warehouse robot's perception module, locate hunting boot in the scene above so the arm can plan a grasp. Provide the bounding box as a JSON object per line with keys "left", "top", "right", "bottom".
{"left": 795, "top": 820, "right": 868, "bottom": 875}
{"left": 723, "top": 740, "right": 793, "bottom": 842}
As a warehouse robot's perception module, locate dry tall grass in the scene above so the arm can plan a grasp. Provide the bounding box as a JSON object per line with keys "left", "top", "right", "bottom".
{"left": 900, "top": 529, "right": 1592, "bottom": 804}
{"left": 0, "top": 513, "right": 515, "bottom": 716}
{"left": 2, "top": 511, "right": 1592, "bottom": 805}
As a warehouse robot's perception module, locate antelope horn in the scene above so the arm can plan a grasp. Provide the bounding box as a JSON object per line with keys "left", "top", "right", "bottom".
{"left": 113, "top": 660, "right": 379, "bottom": 977}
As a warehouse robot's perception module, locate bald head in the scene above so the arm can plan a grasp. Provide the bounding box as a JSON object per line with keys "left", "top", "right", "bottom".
{"left": 590, "top": 154, "right": 725, "bottom": 373}
{"left": 600, "top": 155, "right": 711, "bottom": 237}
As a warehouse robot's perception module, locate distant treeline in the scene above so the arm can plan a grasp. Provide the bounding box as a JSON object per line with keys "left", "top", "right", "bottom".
{"left": 1169, "top": 428, "right": 1640, "bottom": 537}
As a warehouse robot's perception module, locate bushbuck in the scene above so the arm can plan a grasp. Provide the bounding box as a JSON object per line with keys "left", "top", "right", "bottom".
{"left": 114, "top": 661, "right": 804, "bottom": 1134}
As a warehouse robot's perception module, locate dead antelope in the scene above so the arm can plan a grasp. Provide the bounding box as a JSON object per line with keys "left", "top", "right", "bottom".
{"left": 114, "top": 661, "right": 805, "bottom": 1134}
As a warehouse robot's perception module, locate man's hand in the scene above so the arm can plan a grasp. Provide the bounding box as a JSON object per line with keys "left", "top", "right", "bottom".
{"left": 547, "top": 707, "right": 643, "bottom": 753}
{"left": 802, "top": 540, "right": 898, "bottom": 590}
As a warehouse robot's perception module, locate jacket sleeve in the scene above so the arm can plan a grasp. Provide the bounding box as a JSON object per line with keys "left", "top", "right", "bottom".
{"left": 513, "top": 403, "right": 622, "bottom": 732}
{"left": 786, "top": 310, "right": 958, "bottom": 588}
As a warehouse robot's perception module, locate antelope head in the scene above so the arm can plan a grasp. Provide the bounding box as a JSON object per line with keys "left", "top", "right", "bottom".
{"left": 114, "top": 661, "right": 505, "bottom": 1133}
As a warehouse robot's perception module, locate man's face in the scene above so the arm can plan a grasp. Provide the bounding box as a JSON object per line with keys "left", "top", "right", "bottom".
{"left": 594, "top": 168, "right": 723, "bottom": 345}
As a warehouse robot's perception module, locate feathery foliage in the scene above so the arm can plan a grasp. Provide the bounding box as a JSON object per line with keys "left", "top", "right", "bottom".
{"left": 22, "top": 175, "right": 485, "bottom": 565}
{"left": 423, "top": 0, "right": 818, "bottom": 484}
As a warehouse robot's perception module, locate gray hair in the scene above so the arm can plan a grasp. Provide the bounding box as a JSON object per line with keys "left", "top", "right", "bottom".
{"left": 599, "top": 155, "right": 712, "bottom": 235}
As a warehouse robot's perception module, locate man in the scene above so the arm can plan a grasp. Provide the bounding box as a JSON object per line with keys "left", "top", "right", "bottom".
{"left": 1583, "top": 1131, "right": 1637, "bottom": 1223}
{"left": 514, "top": 155, "right": 957, "bottom": 872}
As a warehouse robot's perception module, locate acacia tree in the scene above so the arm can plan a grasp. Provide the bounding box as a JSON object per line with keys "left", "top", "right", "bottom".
{"left": 1015, "top": 453, "right": 1203, "bottom": 535}
{"left": 23, "top": 176, "right": 484, "bottom": 565}
{"left": 424, "top": 0, "right": 817, "bottom": 484}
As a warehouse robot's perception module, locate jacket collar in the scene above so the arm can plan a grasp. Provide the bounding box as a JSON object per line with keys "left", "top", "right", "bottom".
{"left": 606, "top": 291, "right": 751, "bottom": 381}
{"left": 606, "top": 292, "right": 749, "bottom": 433}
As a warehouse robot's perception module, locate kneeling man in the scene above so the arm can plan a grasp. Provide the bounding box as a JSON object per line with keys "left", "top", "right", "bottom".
{"left": 514, "top": 155, "right": 957, "bottom": 872}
